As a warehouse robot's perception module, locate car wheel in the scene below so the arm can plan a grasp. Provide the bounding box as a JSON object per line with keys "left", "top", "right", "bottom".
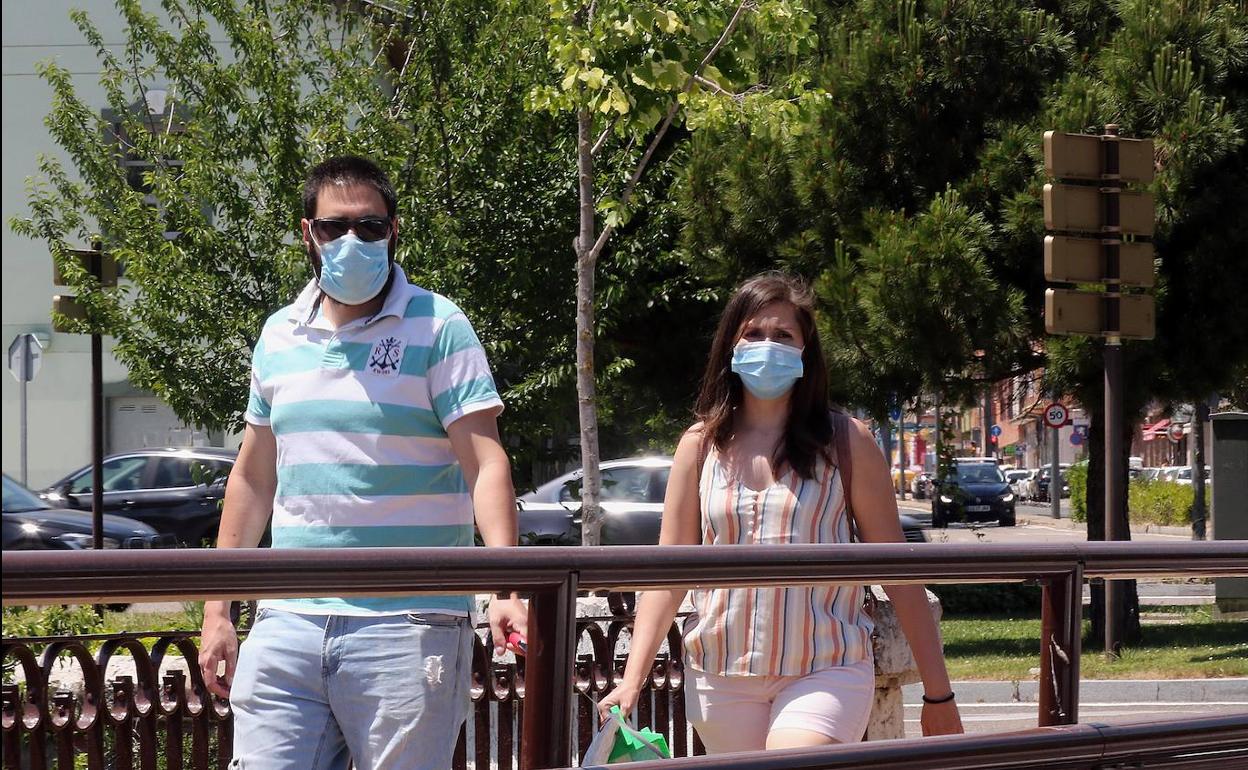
{"left": 998, "top": 515, "right": 1016, "bottom": 527}
{"left": 932, "top": 508, "right": 947, "bottom": 529}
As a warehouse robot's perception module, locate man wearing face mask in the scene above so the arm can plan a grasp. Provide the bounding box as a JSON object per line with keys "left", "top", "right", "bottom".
{"left": 198, "top": 156, "right": 527, "bottom": 770}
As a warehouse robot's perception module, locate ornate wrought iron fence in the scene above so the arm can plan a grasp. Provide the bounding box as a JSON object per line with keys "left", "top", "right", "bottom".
{"left": 4, "top": 541, "right": 1247, "bottom": 769}
{"left": 3, "top": 607, "right": 701, "bottom": 769}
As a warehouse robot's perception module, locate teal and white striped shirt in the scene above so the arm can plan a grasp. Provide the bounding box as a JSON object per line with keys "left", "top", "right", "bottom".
{"left": 245, "top": 266, "right": 502, "bottom": 616}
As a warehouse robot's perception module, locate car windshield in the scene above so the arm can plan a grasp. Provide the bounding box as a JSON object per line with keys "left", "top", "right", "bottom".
{"left": 951, "top": 464, "right": 1006, "bottom": 484}
{"left": 3, "top": 475, "right": 51, "bottom": 513}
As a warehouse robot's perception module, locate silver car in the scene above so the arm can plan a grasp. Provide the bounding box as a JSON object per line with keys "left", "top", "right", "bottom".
{"left": 517, "top": 456, "right": 928, "bottom": 545}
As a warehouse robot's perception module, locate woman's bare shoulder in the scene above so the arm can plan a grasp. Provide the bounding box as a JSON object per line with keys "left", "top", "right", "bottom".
{"left": 675, "top": 423, "right": 706, "bottom": 455}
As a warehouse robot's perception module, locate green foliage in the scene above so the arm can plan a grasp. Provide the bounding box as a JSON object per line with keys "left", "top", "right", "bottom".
{"left": 2, "top": 604, "right": 104, "bottom": 639}
{"left": 11, "top": 0, "right": 730, "bottom": 487}
{"left": 1129, "top": 479, "right": 1195, "bottom": 526}
{"left": 933, "top": 582, "right": 1043, "bottom": 616}
{"left": 678, "top": 0, "right": 1073, "bottom": 414}
{"left": 1068, "top": 461, "right": 1089, "bottom": 522}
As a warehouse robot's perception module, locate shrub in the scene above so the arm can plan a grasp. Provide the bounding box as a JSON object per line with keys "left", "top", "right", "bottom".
{"left": 2, "top": 604, "right": 103, "bottom": 639}
{"left": 932, "top": 582, "right": 1044, "bottom": 615}
{"left": 1129, "top": 480, "right": 1193, "bottom": 526}
{"left": 1068, "top": 462, "right": 1088, "bottom": 522}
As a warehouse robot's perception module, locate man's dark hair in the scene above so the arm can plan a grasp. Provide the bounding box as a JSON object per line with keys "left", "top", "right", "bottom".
{"left": 302, "top": 155, "right": 397, "bottom": 219}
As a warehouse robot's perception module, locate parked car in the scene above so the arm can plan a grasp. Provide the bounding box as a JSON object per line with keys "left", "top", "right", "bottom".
{"left": 40, "top": 448, "right": 237, "bottom": 547}
{"left": 1172, "top": 466, "right": 1212, "bottom": 487}
{"left": 1034, "top": 465, "right": 1071, "bottom": 502}
{"left": 931, "top": 461, "right": 1016, "bottom": 528}
{"left": 1017, "top": 468, "right": 1042, "bottom": 501}
{"left": 1004, "top": 469, "right": 1031, "bottom": 498}
{"left": 518, "top": 456, "right": 929, "bottom": 545}
{"left": 4, "top": 473, "right": 174, "bottom": 550}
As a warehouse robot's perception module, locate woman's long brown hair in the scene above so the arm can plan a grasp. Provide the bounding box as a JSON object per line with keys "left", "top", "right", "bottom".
{"left": 694, "top": 272, "right": 836, "bottom": 479}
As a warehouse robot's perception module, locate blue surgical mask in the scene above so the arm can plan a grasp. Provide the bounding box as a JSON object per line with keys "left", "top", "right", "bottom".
{"left": 731, "top": 340, "right": 804, "bottom": 400}
{"left": 316, "top": 233, "right": 390, "bottom": 305}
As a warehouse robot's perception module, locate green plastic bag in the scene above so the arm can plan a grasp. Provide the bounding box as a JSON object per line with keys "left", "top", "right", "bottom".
{"left": 606, "top": 706, "right": 670, "bottom": 763}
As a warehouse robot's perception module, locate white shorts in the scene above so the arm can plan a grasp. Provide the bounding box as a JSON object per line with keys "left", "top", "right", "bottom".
{"left": 685, "top": 659, "right": 875, "bottom": 752}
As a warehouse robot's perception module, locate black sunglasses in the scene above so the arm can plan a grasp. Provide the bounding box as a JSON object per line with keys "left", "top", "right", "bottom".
{"left": 310, "top": 216, "right": 393, "bottom": 243}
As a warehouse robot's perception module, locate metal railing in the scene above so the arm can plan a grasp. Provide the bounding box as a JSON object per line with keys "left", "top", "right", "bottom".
{"left": 2, "top": 611, "right": 695, "bottom": 770}
{"left": 4, "top": 541, "right": 1247, "bottom": 769}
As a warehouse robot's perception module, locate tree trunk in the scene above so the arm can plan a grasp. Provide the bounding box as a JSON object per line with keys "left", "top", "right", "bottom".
{"left": 575, "top": 107, "right": 604, "bottom": 546}
{"left": 1191, "top": 400, "right": 1209, "bottom": 540}
{"left": 1085, "top": 404, "right": 1141, "bottom": 648}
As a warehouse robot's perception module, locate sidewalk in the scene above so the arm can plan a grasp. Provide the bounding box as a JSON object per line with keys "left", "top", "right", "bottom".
{"left": 903, "top": 678, "right": 1248, "bottom": 705}
{"left": 1015, "top": 511, "right": 1196, "bottom": 538}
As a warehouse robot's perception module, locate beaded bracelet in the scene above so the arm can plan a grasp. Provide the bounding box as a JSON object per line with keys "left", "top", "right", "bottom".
{"left": 921, "top": 691, "right": 957, "bottom": 704}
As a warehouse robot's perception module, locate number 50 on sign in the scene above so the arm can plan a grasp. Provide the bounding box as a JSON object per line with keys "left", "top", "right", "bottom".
{"left": 1044, "top": 403, "right": 1069, "bottom": 429}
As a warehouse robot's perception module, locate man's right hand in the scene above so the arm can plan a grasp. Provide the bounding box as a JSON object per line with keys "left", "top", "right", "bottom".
{"left": 198, "top": 606, "right": 239, "bottom": 699}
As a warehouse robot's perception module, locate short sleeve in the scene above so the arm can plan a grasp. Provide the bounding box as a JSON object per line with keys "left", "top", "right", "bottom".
{"left": 427, "top": 312, "right": 503, "bottom": 429}
{"left": 244, "top": 338, "right": 273, "bottom": 426}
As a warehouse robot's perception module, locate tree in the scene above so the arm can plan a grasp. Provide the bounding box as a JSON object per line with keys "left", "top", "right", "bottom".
{"left": 677, "top": 0, "right": 1069, "bottom": 421}
{"left": 987, "top": 0, "right": 1248, "bottom": 645}
{"left": 528, "top": 0, "right": 815, "bottom": 542}
{"left": 12, "top": 0, "right": 723, "bottom": 491}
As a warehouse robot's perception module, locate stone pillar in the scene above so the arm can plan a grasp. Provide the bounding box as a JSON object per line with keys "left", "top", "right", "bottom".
{"left": 864, "top": 585, "right": 944, "bottom": 740}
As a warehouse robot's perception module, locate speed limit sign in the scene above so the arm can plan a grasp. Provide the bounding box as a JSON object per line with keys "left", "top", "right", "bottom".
{"left": 1043, "top": 402, "right": 1069, "bottom": 428}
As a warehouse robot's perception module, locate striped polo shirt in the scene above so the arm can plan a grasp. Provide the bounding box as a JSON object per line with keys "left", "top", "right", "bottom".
{"left": 244, "top": 266, "right": 502, "bottom": 616}
{"left": 683, "top": 447, "right": 874, "bottom": 676}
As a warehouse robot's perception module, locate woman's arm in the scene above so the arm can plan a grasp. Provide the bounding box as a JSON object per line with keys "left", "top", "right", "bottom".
{"left": 844, "top": 418, "right": 964, "bottom": 736}
{"left": 597, "top": 427, "right": 704, "bottom": 721}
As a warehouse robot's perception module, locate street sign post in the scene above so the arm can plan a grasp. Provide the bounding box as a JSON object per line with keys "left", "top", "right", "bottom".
{"left": 1045, "top": 289, "right": 1155, "bottom": 339}
{"left": 1043, "top": 402, "right": 1070, "bottom": 429}
{"left": 1044, "top": 236, "right": 1155, "bottom": 287}
{"left": 1044, "top": 131, "right": 1155, "bottom": 183}
{"left": 52, "top": 245, "right": 109, "bottom": 549}
{"left": 1043, "top": 184, "right": 1156, "bottom": 236}
{"left": 7, "top": 333, "right": 44, "bottom": 485}
{"left": 1044, "top": 125, "right": 1157, "bottom": 657}
{"left": 1168, "top": 423, "right": 1186, "bottom": 444}
{"left": 7, "top": 333, "right": 43, "bottom": 383}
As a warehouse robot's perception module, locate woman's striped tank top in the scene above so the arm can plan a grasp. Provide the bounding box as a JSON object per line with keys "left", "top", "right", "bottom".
{"left": 682, "top": 445, "right": 875, "bottom": 677}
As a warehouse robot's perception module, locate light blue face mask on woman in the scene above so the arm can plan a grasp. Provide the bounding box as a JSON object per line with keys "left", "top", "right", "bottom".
{"left": 316, "top": 233, "right": 390, "bottom": 305}
{"left": 731, "top": 340, "right": 805, "bottom": 400}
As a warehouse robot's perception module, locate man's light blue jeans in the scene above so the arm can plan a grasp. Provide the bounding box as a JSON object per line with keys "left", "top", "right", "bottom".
{"left": 229, "top": 608, "right": 474, "bottom": 769}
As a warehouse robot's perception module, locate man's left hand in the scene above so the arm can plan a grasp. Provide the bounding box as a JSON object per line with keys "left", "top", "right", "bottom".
{"left": 488, "top": 596, "right": 528, "bottom": 655}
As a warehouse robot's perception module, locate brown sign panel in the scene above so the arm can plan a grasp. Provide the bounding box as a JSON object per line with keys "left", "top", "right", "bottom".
{"left": 1045, "top": 289, "right": 1155, "bottom": 339}
{"left": 54, "top": 249, "right": 118, "bottom": 287}
{"left": 51, "top": 295, "right": 87, "bottom": 333}
{"left": 1043, "top": 131, "right": 1155, "bottom": 183}
{"left": 1043, "top": 184, "right": 1155, "bottom": 236}
{"left": 1044, "top": 236, "right": 1155, "bottom": 287}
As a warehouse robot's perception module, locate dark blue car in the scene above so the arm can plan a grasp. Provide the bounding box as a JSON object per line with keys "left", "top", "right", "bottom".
{"left": 932, "top": 461, "right": 1016, "bottom": 528}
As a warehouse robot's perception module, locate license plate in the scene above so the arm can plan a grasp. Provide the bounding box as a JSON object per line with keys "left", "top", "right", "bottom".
{"left": 966, "top": 505, "right": 991, "bottom": 512}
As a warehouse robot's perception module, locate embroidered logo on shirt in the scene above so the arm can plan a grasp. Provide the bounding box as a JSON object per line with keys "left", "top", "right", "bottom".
{"left": 368, "top": 336, "right": 406, "bottom": 376}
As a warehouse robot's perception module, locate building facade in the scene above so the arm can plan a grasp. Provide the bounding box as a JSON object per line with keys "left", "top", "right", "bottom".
{"left": 2, "top": 0, "right": 228, "bottom": 488}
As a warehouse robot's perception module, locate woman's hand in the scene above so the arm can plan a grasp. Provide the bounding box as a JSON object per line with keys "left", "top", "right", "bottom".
{"left": 596, "top": 680, "right": 641, "bottom": 725}
{"left": 920, "top": 700, "right": 964, "bottom": 736}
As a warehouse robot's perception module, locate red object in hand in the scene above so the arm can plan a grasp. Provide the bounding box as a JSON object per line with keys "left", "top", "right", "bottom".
{"left": 507, "top": 631, "right": 527, "bottom": 655}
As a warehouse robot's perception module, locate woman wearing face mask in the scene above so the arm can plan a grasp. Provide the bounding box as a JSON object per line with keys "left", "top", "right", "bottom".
{"left": 597, "top": 272, "right": 963, "bottom": 752}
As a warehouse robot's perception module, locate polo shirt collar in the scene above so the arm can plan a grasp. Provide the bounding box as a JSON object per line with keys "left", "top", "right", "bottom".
{"left": 289, "top": 264, "right": 413, "bottom": 330}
